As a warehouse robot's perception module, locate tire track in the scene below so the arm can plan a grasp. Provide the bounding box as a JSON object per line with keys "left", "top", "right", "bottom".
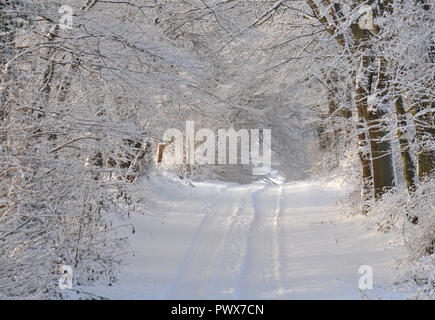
{"left": 200, "top": 187, "right": 259, "bottom": 298}
{"left": 163, "top": 185, "right": 254, "bottom": 299}
{"left": 234, "top": 185, "right": 284, "bottom": 299}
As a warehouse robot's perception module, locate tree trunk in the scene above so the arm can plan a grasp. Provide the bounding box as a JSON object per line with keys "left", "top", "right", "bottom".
{"left": 352, "top": 62, "right": 373, "bottom": 206}
{"left": 394, "top": 88, "right": 417, "bottom": 193}
{"left": 369, "top": 57, "right": 396, "bottom": 198}
{"left": 356, "top": 104, "right": 373, "bottom": 205}
{"left": 414, "top": 0, "right": 435, "bottom": 180}
{"left": 354, "top": 78, "right": 373, "bottom": 206}
{"left": 412, "top": 98, "right": 435, "bottom": 181}
{"left": 356, "top": 55, "right": 396, "bottom": 199}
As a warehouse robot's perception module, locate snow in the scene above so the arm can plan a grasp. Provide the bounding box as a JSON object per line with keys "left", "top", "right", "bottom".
{"left": 81, "top": 177, "right": 411, "bottom": 299}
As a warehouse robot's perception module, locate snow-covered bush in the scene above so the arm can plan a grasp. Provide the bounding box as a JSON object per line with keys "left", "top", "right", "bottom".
{"left": 345, "top": 178, "right": 434, "bottom": 298}
{"left": 400, "top": 255, "right": 435, "bottom": 300}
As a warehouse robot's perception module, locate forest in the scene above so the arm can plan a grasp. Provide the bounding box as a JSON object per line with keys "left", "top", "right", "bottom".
{"left": 0, "top": 0, "right": 433, "bottom": 299}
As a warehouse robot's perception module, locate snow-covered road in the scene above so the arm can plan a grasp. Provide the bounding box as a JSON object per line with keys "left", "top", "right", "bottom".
{"left": 85, "top": 178, "right": 409, "bottom": 299}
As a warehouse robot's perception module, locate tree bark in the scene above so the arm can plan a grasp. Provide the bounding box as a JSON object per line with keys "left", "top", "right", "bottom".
{"left": 353, "top": 65, "right": 373, "bottom": 205}
{"left": 369, "top": 57, "right": 396, "bottom": 198}
{"left": 356, "top": 104, "right": 373, "bottom": 204}
{"left": 413, "top": 100, "right": 435, "bottom": 180}
{"left": 394, "top": 87, "right": 417, "bottom": 192}
{"left": 356, "top": 55, "right": 396, "bottom": 199}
